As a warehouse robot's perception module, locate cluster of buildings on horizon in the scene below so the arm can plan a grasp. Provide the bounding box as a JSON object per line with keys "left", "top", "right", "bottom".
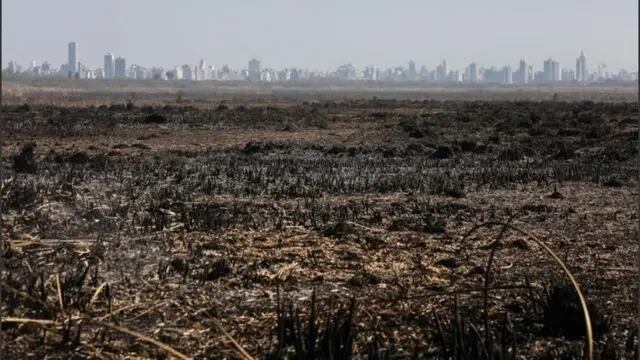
{"left": 3, "top": 41, "right": 638, "bottom": 84}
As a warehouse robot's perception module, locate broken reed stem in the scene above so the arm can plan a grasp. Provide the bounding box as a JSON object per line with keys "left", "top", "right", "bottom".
{"left": 1, "top": 315, "right": 192, "bottom": 360}
{"left": 55, "top": 273, "right": 64, "bottom": 312}
{"left": 2, "top": 317, "right": 57, "bottom": 326}
{"left": 1, "top": 281, "right": 191, "bottom": 360}
{"left": 131, "top": 301, "right": 167, "bottom": 320}
{"left": 212, "top": 318, "right": 254, "bottom": 360}
{"left": 88, "top": 282, "right": 108, "bottom": 309}
{"left": 97, "top": 304, "right": 137, "bottom": 321}
{"left": 467, "top": 221, "right": 593, "bottom": 360}
{"left": 90, "top": 317, "right": 192, "bottom": 360}
{"left": 344, "top": 221, "right": 386, "bottom": 233}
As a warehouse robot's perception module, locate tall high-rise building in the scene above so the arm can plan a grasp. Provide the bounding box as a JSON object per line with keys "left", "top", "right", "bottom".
{"left": 467, "top": 62, "right": 478, "bottom": 83}
{"left": 543, "top": 58, "right": 553, "bottom": 82}
{"left": 248, "top": 58, "right": 261, "bottom": 81}
{"left": 181, "top": 64, "right": 193, "bottom": 80}
{"left": 518, "top": 58, "right": 529, "bottom": 84}
{"left": 436, "top": 60, "right": 448, "bottom": 82}
{"left": 68, "top": 42, "right": 78, "bottom": 76}
{"left": 552, "top": 61, "right": 561, "bottom": 82}
{"left": 206, "top": 65, "right": 216, "bottom": 81}
{"left": 335, "top": 63, "right": 356, "bottom": 80}
{"left": 114, "top": 57, "right": 127, "bottom": 79}
{"left": 104, "top": 53, "right": 115, "bottom": 79}
{"left": 7, "top": 60, "right": 20, "bottom": 74}
{"left": 450, "top": 70, "right": 462, "bottom": 82}
{"left": 198, "top": 59, "right": 207, "bottom": 80}
{"left": 576, "top": 50, "right": 587, "bottom": 82}
{"left": 597, "top": 63, "right": 607, "bottom": 80}
{"left": 502, "top": 66, "right": 513, "bottom": 84}
{"left": 151, "top": 68, "right": 166, "bottom": 80}
{"left": 483, "top": 67, "right": 505, "bottom": 83}
{"left": 407, "top": 60, "right": 417, "bottom": 80}
{"left": 543, "top": 58, "right": 561, "bottom": 82}
{"left": 562, "top": 69, "right": 575, "bottom": 82}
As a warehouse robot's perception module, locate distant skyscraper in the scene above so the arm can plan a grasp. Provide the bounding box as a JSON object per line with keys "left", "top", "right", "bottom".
{"left": 132, "top": 65, "right": 147, "bottom": 80}
{"left": 518, "top": 59, "right": 529, "bottom": 84}
{"left": 7, "top": 60, "right": 19, "bottom": 74}
{"left": 562, "top": 69, "right": 575, "bottom": 82}
{"left": 407, "top": 60, "right": 417, "bottom": 80}
{"left": 597, "top": 63, "right": 607, "bottom": 80}
{"left": 68, "top": 42, "right": 78, "bottom": 76}
{"left": 181, "top": 64, "right": 193, "bottom": 80}
{"left": 576, "top": 51, "right": 587, "bottom": 82}
{"left": 467, "top": 62, "right": 478, "bottom": 83}
{"left": 552, "top": 61, "right": 561, "bottom": 82}
{"left": 248, "top": 58, "right": 261, "bottom": 81}
{"left": 198, "top": 59, "right": 207, "bottom": 80}
{"left": 104, "top": 53, "right": 115, "bottom": 79}
{"left": 436, "top": 60, "right": 448, "bottom": 82}
{"left": 483, "top": 67, "right": 504, "bottom": 83}
{"left": 336, "top": 63, "right": 357, "bottom": 80}
{"left": 502, "top": 66, "right": 513, "bottom": 84}
{"left": 543, "top": 59, "right": 553, "bottom": 82}
{"left": 206, "top": 65, "right": 216, "bottom": 81}
{"left": 363, "top": 66, "right": 377, "bottom": 81}
{"left": 114, "top": 57, "right": 127, "bottom": 79}
{"left": 543, "top": 58, "right": 561, "bottom": 82}
{"left": 450, "top": 70, "right": 462, "bottom": 82}
{"left": 151, "top": 68, "right": 166, "bottom": 80}
{"left": 173, "top": 66, "right": 183, "bottom": 80}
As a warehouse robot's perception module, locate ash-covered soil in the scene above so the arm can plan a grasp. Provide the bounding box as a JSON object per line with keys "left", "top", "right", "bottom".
{"left": 1, "top": 99, "right": 638, "bottom": 359}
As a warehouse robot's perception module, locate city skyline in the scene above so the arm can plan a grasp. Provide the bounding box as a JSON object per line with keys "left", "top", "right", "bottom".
{"left": 3, "top": 42, "right": 636, "bottom": 77}
{"left": 4, "top": 40, "right": 637, "bottom": 84}
{"left": 2, "top": 0, "right": 637, "bottom": 72}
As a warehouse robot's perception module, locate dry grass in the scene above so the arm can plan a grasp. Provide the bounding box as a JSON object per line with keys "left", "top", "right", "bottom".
{"left": 1, "top": 96, "right": 638, "bottom": 358}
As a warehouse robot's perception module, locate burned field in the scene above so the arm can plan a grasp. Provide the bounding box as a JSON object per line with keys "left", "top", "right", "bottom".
{"left": 1, "top": 98, "right": 638, "bottom": 359}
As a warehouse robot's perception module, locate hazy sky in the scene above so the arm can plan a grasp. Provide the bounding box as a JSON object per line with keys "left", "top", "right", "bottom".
{"left": 2, "top": 0, "right": 638, "bottom": 72}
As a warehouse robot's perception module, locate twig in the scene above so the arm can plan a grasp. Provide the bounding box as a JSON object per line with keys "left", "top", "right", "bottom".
{"left": 89, "top": 317, "right": 192, "bottom": 360}
{"left": 131, "top": 301, "right": 167, "bottom": 320}
{"left": 344, "top": 221, "right": 387, "bottom": 233}
{"left": 1, "top": 317, "right": 57, "bottom": 326}
{"left": 1, "top": 281, "right": 190, "bottom": 359}
{"left": 212, "top": 318, "right": 254, "bottom": 360}
{"left": 96, "top": 304, "right": 137, "bottom": 321}
{"left": 1, "top": 315, "right": 192, "bottom": 360}
{"left": 55, "top": 274, "right": 64, "bottom": 312}
{"left": 88, "top": 282, "right": 108, "bottom": 309}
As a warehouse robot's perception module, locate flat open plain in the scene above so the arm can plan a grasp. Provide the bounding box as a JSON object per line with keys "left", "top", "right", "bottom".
{"left": 1, "top": 82, "right": 638, "bottom": 359}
